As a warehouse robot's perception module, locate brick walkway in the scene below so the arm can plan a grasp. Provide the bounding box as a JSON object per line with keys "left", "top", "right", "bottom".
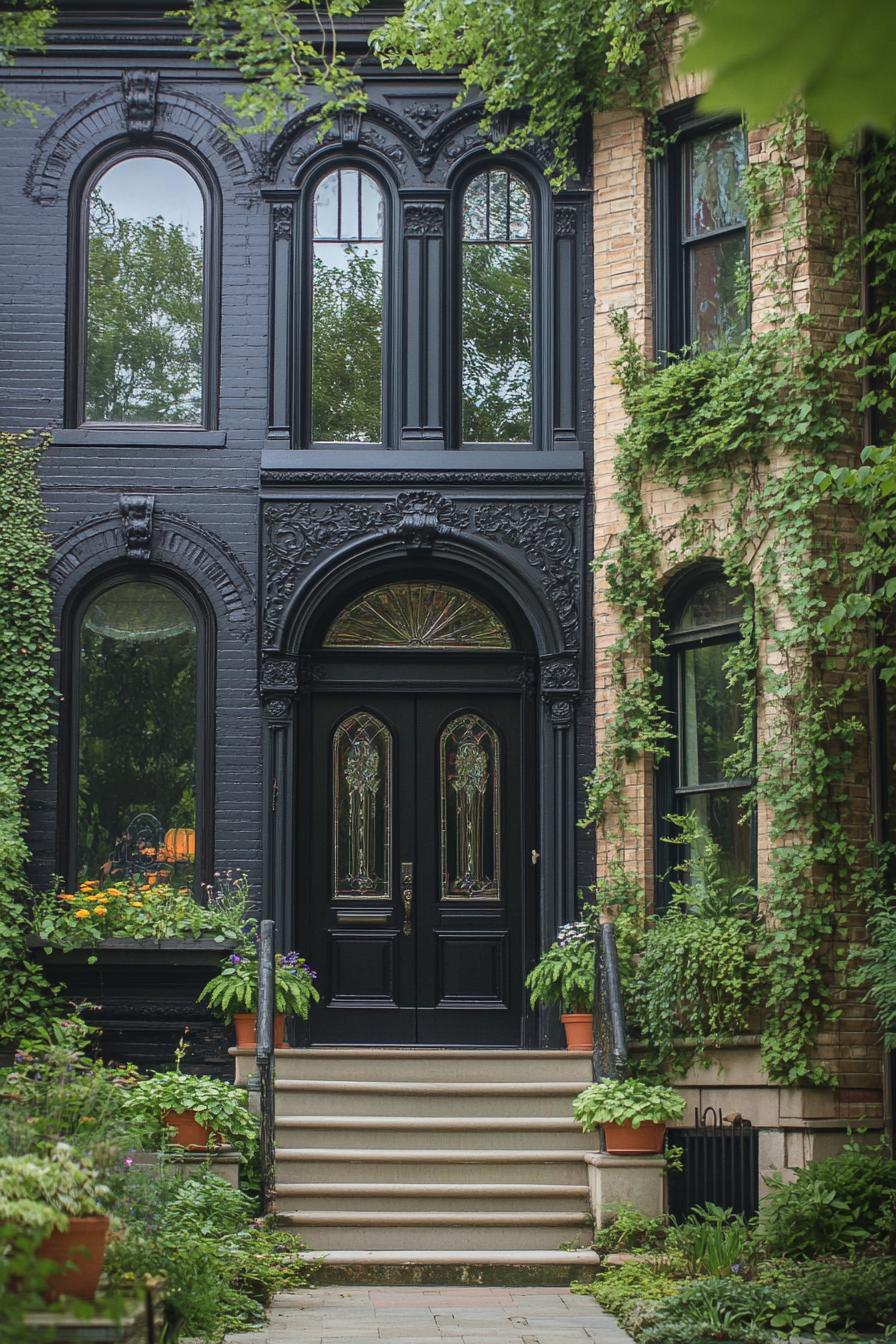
{"left": 223, "top": 1287, "right": 633, "bottom": 1343}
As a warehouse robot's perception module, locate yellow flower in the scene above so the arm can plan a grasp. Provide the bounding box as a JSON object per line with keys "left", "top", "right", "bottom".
{"left": 105, "top": 887, "right": 123, "bottom": 897}
{"left": 94, "top": 906, "right": 107, "bottom": 916}
{"left": 81, "top": 880, "right": 100, "bottom": 890}
{"left": 57, "top": 893, "right": 75, "bottom": 902}
{"left": 74, "top": 908, "right": 90, "bottom": 919}
{"left": 130, "top": 901, "right": 144, "bottom": 909}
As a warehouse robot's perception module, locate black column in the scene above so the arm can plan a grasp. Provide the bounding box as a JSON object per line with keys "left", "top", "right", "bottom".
{"left": 401, "top": 200, "right": 446, "bottom": 448}
{"left": 268, "top": 202, "right": 294, "bottom": 438}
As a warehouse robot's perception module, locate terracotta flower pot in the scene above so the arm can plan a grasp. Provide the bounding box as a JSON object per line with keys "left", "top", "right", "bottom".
{"left": 603, "top": 1120, "right": 666, "bottom": 1155}
{"left": 232, "top": 1012, "right": 286, "bottom": 1048}
{"left": 163, "top": 1108, "right": 214, "bottom": 1149}
{"left": 36, "top": 1214, "right": 109, "bottom": 1302}
{"left": 560, "top": 1013, "right": 593, "bottom": 1052}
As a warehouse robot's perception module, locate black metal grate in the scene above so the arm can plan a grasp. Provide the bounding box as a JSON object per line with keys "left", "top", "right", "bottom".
{"left": 666, "top": 1106, "right": 759, "bottom": 1221}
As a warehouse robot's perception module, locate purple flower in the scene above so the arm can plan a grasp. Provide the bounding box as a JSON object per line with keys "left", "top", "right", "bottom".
{"left": 124, "top": 1157, "right": 134, "bottom": 1168}
{"left": 229, "top": 953, "right": 242, "bottom": 965}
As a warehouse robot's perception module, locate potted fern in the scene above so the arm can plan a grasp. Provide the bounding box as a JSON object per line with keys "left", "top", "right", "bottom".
{"left": 525, "top": 921, "right": 594, "bottom": 1050}
{"left": 198, "top": 948, "right": 319, "bottom": 1047}
{"left": 573, "top": 1077, "right": 685, "bottom": 1154}
{"left": 0, "top": 1145, "right": 112, "bottom": 1301}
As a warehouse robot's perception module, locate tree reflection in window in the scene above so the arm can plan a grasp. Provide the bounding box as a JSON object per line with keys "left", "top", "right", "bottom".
{"left": 683, "top": 126, "right": 748, "bottom": 350}
{"left": 323, "top": 582, "right": 512, "bottom": 650}
{"left": 76, "top": 581, "right": 198, "bottom": 887}
{"left": 84, "top": 156, "right": 205, "bottom": 423}
{"left": 440, "top": 714, "right": 501, "bottom": 900}
{"left": 332, "top": 712, "right": 392, "bottom": 899}
{"left": 312, "top": 169, "right": 385, "bottom": 442}
{"left": 462, "top": 169, "right": 532, "bottom": 443}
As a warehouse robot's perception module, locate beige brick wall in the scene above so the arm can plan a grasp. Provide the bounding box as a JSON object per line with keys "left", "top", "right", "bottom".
{"left": 590, "top": 22, "right": 884, "bottom": 1109}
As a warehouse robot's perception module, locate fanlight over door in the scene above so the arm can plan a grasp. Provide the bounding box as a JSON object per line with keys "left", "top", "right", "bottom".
{"left": 323, "top": 581, "right": 512, "bottom": 650}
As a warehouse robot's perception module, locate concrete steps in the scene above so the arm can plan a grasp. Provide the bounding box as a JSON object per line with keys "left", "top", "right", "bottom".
{"left": 269, "top": 1048, "right": 595, "bottom": 1265}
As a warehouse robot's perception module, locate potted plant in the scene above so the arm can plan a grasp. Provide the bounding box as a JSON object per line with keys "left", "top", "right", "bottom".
{"left": 525, "top": 921, "right": 594, "bottom": 1050}
{"left": 573, "top": 1077, "right": 685, "bottom": 1154}
{"left": 198, "top": 948, "right": 319, "bottom": 1047}
{"left": 120, "top": 1046, "right": 259, "bottom": 1155}
{"left": 0, "top": 1144, "right": 112, "bottom": 1301}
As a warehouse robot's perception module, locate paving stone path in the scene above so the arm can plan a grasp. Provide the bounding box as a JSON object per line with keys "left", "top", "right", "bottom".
{"left": 223, "top": 1286, "right": 634, "bottom": 1344}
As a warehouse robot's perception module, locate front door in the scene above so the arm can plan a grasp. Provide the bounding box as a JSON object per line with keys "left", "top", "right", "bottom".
{"left": 299, "top": 675, "right": 532, "bottom": 1045}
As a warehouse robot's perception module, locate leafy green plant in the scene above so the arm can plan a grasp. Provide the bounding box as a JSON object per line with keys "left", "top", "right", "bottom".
{"left": 525, "top": 921, "right": 593, "bottom": 1013}
{"left": 120, "top": 1060, "right": 258, "bottom": 1158}
{"left": 757, "top": 1140, "right": 896, "bottom": 1257}
{"left": 572, "top": 1258, "right": 684, "bottom": 1318}
{"left": 632, "top": 1278, "right": 780, "bottom": 1344}
{"left": 573, "top": 1078, "right": 685, "bottom": 1131}
{"left": 199, "top": 948, "right": 319, "bottom": 1020}
{"left": 592, "top": 1202, "right": 668, "bottom": 1254}
{"left": 666, "top": 1204, "right": 753, "bottom": 1279}
{"left": 757, "top": 1255, "right": 896, "bottom": 1332}
{"left": 0, "top": 1144, "right": 111, "bottom": 1239}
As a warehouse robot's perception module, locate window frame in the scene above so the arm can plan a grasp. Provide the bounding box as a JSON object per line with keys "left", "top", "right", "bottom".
{"left": 653, "top": 105, "right": 750, "bottom": 360}
{"left": 654, "top": 564, "right": 756, "bottom": 910}
{"left": 66, "top": 140, "right": 221, "bottom": 430}
{"left": 297, "top": 157, "right": 398, "bottom": 451}
{"left": 448, "top": 156, "right": 549, "bottom": 452}
{"left": 58, "top": 565, "right": 216, "bottom": 895}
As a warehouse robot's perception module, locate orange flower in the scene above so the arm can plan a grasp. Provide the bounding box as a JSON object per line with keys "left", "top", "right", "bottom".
{"left": 130, "top": 901, "right": 144, "bottom": 909}
{"left": 57, "top": 893, "right": 75, "bottom": 902}
{"left": 74, "top": 908, "right": 90, "bottom": 919}
{"left": 94, "top": 905, "right": 108, "bottom": 916}
{"left": 80, "top": 880, "right": 100, "bottom": 890}
{"left": 105, "top": 887, "right": 123, "bottom": 897}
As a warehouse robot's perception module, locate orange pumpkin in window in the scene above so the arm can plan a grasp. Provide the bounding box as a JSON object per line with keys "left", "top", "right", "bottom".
{"left": 164, "top": 827, "right": 195, "bottom": 864}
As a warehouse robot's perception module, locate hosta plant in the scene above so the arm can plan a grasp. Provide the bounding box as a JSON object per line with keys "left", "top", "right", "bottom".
{"left": 0, "top": 1144, "right": 112, "bottom": 1239}
{"left": 198, "top": 949, "right": 320, "bottom": 1020}
{"left": 120, "top": 1070, "right": 259, "bottom": 1156}
{"left": 525, "top": 921, "right": 593, "bottom": 1012}
{"left": 573, "top": 1078, "right": 685, "bottom": 1131}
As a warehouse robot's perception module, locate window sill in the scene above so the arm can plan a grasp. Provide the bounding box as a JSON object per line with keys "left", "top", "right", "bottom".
{"left": 52, "top": 428, "right": 227, "bottom": 449}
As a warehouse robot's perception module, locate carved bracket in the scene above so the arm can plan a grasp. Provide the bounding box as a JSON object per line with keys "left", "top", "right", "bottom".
{"left": 272, "top": 203, "right": 293, "bottom": 240}
{"left": 121, "top": 70, "right": 160, "bottom": 137}
{"left": 119, "top": 494, "right": 154, "bottom": 560}
{"left": 260, "top": 655, "right": 299, "bottom": 693}
{"left": 403, "top": 202, "right": 445, "bottom": 238}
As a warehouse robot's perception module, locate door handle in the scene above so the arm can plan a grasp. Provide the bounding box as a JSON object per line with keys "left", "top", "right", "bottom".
{"left": 401, "top": 861, "right": 414, "bottom": 936}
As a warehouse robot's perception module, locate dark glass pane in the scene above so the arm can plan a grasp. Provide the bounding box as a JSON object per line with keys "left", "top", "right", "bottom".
{"left": 683, "top": 788, "right": 753, "bottom": 889}
{"left": 508, "top": 177, "right": 531, "bottom": 240}
{"left": 462, "top": 241, "right": 532, "bottom": 442}
{"left": 680, "top": 641, "right": 743, "bottom": 786}
{"left": 77, "top": 582, "right": 197, "bottom": 888}
{"left": 339, "top": 169, "right": 361, "bottom": 240}
{"left": 463, "top": 174, "right": 488, "bottom": 240}
{"left": 332, "top": 712, "right": 391, "bottom": 899}
{"left": 324, "top": 582, "right": 512, "bottom": 649}
{"left": 690, "top": 232, "right": 749, "bottom": 350}
{"left": 679, "top": 578, "right": 743, "bottom": 630}
{"left": 84, "top": 157, "right": 204, "bottom": 424}
{"left": 440, "top": 714, "right": 500, "bottom": 900}
{"left": 685, "top": 125, "right": 747, "bottom": 237}
{"left": 488, "top": 169, "right": 510, "bottom": 239}
{"left": 313, "top": 171, "right": 339, "bottom": 238}
{"left": 361, "top": 173, "right": 384, "bottom": 238}
{"left": 312, "top": 242, "right": 383, "bottom": 441}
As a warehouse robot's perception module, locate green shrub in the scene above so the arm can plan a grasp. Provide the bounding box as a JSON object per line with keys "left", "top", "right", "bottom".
{"left": 758, "top": 1141, "right": 896, "bottom": 1257}
{"left": 757, "top": 1255, "right": 896, "bottom": 1331}
{"left": 592, "top": 1202, "right": 667, "bottom": 1253}
{"left": 572, "top": 1259, "right": 683, "bottom": 1317}
{"left": 105, "top": 1169, "right": 312, "bottom": 1343}
{"left": 631, "top": 1278, "right": 779, "bottom": 1344}
{"left": 525, "top": 921, "right": 593, "bottom": 1012}
{"left": 666, "top": 1203, "right": 753, "bottom": 1278}
{"left": 573, "top": 1078, "right": 685, "bottom": 1130}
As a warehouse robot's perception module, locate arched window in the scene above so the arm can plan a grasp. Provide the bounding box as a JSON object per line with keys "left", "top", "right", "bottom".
{"left": 462, "top": 169, "right": 533, "bottom": 444}
{"left": 658, "top": 571, "right": 754, "bottom": 906}
{"left": 323, "top": 582, "right": 512, "bottom": 650}
{"left": 69, "top": 578, "right": 209, "bottom": 890}
{"left": 311, "top": 168, "right": 385, "bottom": 443}
{"left": 81, "top": 154, "right": 209, "bottom": 425}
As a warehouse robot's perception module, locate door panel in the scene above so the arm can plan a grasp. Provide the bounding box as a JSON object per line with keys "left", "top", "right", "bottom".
{"left": 301, "top": 678, "right": 529, "bottom": 1046}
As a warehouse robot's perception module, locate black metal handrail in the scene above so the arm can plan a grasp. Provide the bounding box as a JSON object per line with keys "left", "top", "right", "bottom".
{"left": 592, "top": 915, "right": 629, "bottom": 1081}
{"left": 256, "top": 918, "right": 276, "bottom": 1215}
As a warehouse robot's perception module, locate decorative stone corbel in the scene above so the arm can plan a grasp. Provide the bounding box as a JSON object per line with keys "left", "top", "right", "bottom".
{"left": 119, "top": 494, "right": 155, "bottom": 560}
{"left": 121, "top": 70, "right": 160, "bottom": 138}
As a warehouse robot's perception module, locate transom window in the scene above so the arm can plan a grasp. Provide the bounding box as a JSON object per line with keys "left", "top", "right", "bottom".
{"left": 659, "top": 572, "right": 754, "bottom": 905}
{"left": 462, "top": 169, "right": 533, "bottom": 443}
{"left": 323, "top": 582, "right": 512, "bottom": 650}
{"left": 311, "top": 168, "right": 385, "bottom": 443}
{"left": 82, "top": 154, "right": 207, "bottom": 424}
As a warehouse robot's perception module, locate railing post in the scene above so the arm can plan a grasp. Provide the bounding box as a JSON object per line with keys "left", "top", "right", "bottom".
{"left": 256, "top": 918, "right": 276, "bottom": 1215}
{"left": 592, "top": 912, "right": 629, "bottom": 1081}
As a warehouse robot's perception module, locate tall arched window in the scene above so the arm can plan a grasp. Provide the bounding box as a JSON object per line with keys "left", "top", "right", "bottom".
{"left": 69, "top": 578, "right": 209, "bottom": 890}
{"left": 462, "top": 169, "right": 533, "bottom": 444}
{"left": 82, "top": 154, "right": 209, "bottom": 425}
{"left": 658, "top": 571, "right": 754, "bottom": 906}
{"left": 311, "top": 168, "right": 385, "bottom": 443}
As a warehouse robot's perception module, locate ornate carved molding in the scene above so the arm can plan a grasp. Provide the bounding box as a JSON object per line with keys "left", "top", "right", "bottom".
{"left": 272, "top": 203, "right": 293, "bottom": 240}
{"left": 403, "top": 202, "right": 445, "bottom": 238}
{"left": 260, "top": 656, "right": 298, "bottom": 692}
{"left": 119, "top": 494, "right": 154, "bottom": 560}
{"left": 121, "top": 69, "right": 159, "bottom": 137}
{"left": 554, "top": 206, "right": 577, "bottom": 238}
{"left": 540, "top": 656, "right": 578, "bottom": 690}
{"left": 263, "top": 697, "right": 292, "bottom": 720}
{"left": 261, "top": 468, "right": 583, "bottom": 488}
{"left": 397, "top": 100, "right": 448, "bottom": 129}
{"left": 548, "top": 697, "right": 576, "bottom": 726}
{"left": 262, "top": 493, "right": 582, "bottom": 653}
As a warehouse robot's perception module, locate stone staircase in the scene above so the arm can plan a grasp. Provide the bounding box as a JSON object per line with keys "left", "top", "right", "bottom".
{"left": 235, "top": 1047, "right": 600, "bottom": 1280}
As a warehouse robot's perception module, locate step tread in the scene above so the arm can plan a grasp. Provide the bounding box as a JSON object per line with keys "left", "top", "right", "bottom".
{"left": 279, "top": 1210, "right": 592, "bottom": 1226}
{"left": 276, "top": 1115, "right": 583, "bottom": 1130}
{"left": 289, "top": 1249, "right": 601, "bottom": 1265}
{"left": 275, "top": 1079, "right": 581, "bottom": 1094}
{"left": 275, "top": 1147, "right": 589, "bottom": 1163}
{"left": 275, "top": 1182, "right": 589, "bottom": 1199}
{"left": 235, "top": 1047, "right": 579, "bottom": 1059}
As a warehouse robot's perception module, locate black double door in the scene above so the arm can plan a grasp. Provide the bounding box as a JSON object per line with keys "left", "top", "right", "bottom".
{"left": 299, "top": 660, "right": 532, "bottom": 1045}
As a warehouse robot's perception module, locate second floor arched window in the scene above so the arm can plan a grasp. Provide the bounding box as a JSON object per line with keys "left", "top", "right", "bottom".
{"left": 462, "top": 169, "right": 533, "bottom": 444}
{"left": 82, "top": 153, "right": 209, "bottom": 425}
{"left": 311, "top": 167, "right": 385, "bottom": 443}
